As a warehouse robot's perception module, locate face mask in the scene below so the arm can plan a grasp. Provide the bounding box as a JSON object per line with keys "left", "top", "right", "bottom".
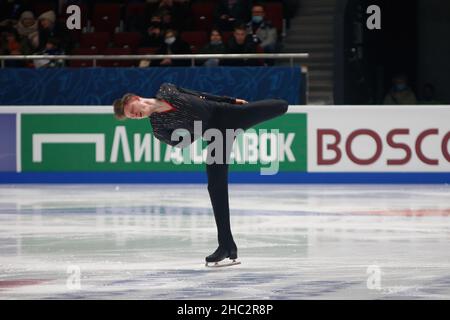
{"left": 211, "top": 40, "right": 222, "bottom": 45}
{"left": 252, "top": 16, "right": 263, "bottom": 24}
{"left": 165, "top": 36, "right": 176, "bottom": 45}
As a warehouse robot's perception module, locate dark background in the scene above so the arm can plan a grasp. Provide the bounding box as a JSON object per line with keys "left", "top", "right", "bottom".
{"left": 334, "top": 0, "right": 450, "bottom": 104}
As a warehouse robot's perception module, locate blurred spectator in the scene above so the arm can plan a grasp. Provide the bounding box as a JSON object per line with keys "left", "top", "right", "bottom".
{"left": 142, "top": 13, "right": 171, "bottom": 36}
{"left": 0, "top": 27, "right": 26, "bottom": 67}
{"left": 16, "top": 10, "right": 37, "bottom": 38}
{"left": 15, "top": 10, "right": 38, "bottom": 54}
{"left": 155, "top": 0, "right": 191, "bottom": 32}
{"left": 246, "top": 4, "right": 277, "bottom": 53}
{"left": 1, "top": 27, "right": 21, "bottom": 54}
{"left": 141, "top": 21, "right": 164, "bottom": 48}
{"left": 33, "top": 37, "right": 64, "bottom": 68}
{"left": 35, "top": 10, "right": 71, "bottom": 53}
{"left": 157, "top": 9, "right": 176, "bottom": 32}
{"left": 383, "top": 74, "right": 417, "bottom": 105}
{"left": 148, "top": 15, "right": 163, "bottom": 30}
{"left": 153, "top": 29, "right": 191, "bottom": 66}
{"left": 215, "top": 0, "right": 252, "bottom": 31}
{"left": 419, "top": 83, "right": 442, "bottom": 105}
{"left": 225, "top": 24, "right": 259, "bottom": 66}
{"left": 199, "top": 28, "right": 227, "bottom": 67}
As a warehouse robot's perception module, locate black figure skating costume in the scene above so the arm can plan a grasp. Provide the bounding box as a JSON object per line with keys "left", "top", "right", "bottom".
{"left": 149, "top": 83, "right": 289, "bottom": 264}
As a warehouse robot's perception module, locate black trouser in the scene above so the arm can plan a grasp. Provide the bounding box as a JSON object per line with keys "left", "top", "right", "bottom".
{"left": 204, "top": 99, "right": 289, "bottom": 248}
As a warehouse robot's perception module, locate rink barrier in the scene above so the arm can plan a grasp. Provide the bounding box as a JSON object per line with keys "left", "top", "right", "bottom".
{"left": 0, "top": 53, "right": 309, "bottom": 68}
{"left": 0, "top": 105, "right": 449, "bottom": 184}
{"left": 0, "top": 67, "right": 305, "bottom": 105}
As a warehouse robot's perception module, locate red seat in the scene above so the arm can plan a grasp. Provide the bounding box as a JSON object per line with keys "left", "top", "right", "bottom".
{"left": 190, "top": 2, "right": 216, "bottom": 31}
{"left": 68, "top": 48, "right": 99, "bottom": 68}
{"left": 125, "top": 3, "right": 147, "bottom": 21}
{"left": 256, "top": 45, "right": 265, "bottom": 65}
{"left": 98, "top": 47, "right": 134, "bottom": 67}
{"left": 264, "top": 2, "right": 283, "bottom": 33}
{"left": 124, "top": 3, "right": 148, "bottom": 32}
{"left": 180, "top": 31, "right": 208, "bottom": 52}
{"left": 136, "top": 47, "right": 159, "bottom": 55}
{"left": 92, "top": 4, "right": 121, "bottom": 34}
{"left": 68, "top": 29, "right": 82, "bottom": 43}
{"left": 113, "top": 32, "right": 141, "bottom": 50}
{"left": 72, "top": 47, "right": 99, "bottom": 54}
{"left": 221, "top": 31, "right": 232, "bottom": 44}
{"left": 79, "top": 32, "right": 110, "bottom": 50}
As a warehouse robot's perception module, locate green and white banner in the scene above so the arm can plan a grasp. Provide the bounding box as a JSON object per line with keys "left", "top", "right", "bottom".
{"left": 1, "top": 105, "right": 449, "bottom": 183}
{"left": 20, "top": 111, "right": 307, "bottom": 172}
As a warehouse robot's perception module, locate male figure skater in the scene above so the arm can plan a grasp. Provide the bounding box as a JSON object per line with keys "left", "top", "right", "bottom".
{"left": 113, "top": 83, "right": 288, "bottom": 266}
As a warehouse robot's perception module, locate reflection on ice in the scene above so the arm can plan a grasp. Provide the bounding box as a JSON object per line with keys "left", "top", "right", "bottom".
{"left": 0, "top": 184, "right": 449, "bottom": 299}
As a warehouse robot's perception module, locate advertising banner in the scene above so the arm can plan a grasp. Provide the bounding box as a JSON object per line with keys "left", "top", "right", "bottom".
{"left": 1, "top": 105, "right": 449, "bottom": 183}
{"left": 21, "top": 113, "right": 307, "bottom": 173}
{"left": 307, "top": 106, "right": 450, "bottom": 172}
{"left": 0, "top": 114, "right": 16, "bottom": 172}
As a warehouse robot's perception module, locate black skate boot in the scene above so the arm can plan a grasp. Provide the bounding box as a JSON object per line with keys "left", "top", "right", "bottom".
{"left": 205, "top": 243, "right": 240, "bottom": 267}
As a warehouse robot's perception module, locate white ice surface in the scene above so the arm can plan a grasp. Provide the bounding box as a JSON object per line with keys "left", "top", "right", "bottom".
{"left": 0, "top": 184, "right": 449, "bottom": 299}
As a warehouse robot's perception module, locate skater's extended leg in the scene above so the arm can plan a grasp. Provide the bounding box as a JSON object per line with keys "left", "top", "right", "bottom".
{"left": 203, "top": 99, "right": 288, "bottom": 265}
{"left": 222, "top": 99, "right": 289, "bottom": 131}
{"left": 205, "top": 130, "right": 238, "bottom": 263}
{"left": 206, "top": 162, "right": 236, "bottom": 249}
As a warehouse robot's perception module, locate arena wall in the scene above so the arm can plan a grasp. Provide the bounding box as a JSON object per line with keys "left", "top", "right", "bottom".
{"left": 1, "top": 105, "right": 449, "bottom": 183}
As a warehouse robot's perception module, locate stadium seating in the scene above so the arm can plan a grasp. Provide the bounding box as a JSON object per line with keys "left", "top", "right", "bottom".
{"left": 98, "top": 47, "right": 134, "bottom": 67}
{"left": 136, "top": 47, "right": 159, "bottom": 55}
{"left": 4, "top": 0, "right": 289, "bottom": 66}
{"left": 180, "top": 31, "right": 208, "bottom": 53}
{"left": 264, "top": 2, "right": 283, "bottom": 33}
{"left": 113, "top": 32, "right": 142, "bottom": 50}
{"left": 68, "top": 47, "right": 99, "bottom": 68}
{"left": 190, "top": 2, "right": 217, "bottom": 31}
{"left": 92, "top": 4, "right": 121, "bottom": 34}
{"left": 33, "top": 2, "right": 57, "bottom": 16}
{"left": 125, "top": 3, "right": 147, "bottom": 21}
{"left": 79, "top": 32, "right": 110, "bottom": 51}
{"left": 221, "top": 31, "right": 232, "bottom": 44}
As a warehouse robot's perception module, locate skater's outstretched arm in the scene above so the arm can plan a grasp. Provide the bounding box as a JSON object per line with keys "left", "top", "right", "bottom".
{"left": 174, "top": 84, "right": 247, "bottom": 104}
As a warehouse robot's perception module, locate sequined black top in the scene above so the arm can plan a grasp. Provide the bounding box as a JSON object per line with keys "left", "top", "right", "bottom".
{"left": 149, "top": 83, "right": 236, "bottom": 148}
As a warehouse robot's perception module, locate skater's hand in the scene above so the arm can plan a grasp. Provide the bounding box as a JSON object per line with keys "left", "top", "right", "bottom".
{"left": 235, "top": 99, "right": 248, "bottom": 104}
{"left": 160, "top": 58, "right": 172, "bottom": 65}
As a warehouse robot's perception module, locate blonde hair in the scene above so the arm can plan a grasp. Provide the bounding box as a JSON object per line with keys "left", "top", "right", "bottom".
{"left": 112, "top": 93, "right": 137, "bottom": 120}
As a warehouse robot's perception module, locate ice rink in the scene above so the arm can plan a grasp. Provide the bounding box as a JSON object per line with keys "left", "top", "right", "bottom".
{"left": 0, "top": 184, "right": 449, "bottom": 299}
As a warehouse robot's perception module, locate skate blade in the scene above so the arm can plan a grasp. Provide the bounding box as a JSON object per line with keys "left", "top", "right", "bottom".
{"left": 205, "top": 259, "right": 241, "bottom": 268}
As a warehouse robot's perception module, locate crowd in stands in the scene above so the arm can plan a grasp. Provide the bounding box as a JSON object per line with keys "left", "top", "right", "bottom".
{"left": 383, "top": 73, "right": 443, "bottom": 105}
{"left": 0, "top": 0, "right": 285, "bottom": 68}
